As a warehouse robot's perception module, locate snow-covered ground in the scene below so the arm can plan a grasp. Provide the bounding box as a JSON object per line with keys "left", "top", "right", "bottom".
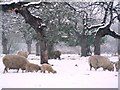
{"left": 0, "top": 54, "right": 119, "bottom": 88}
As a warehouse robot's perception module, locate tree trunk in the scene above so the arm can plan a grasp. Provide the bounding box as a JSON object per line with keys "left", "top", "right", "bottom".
{"left": 36, "top": 40, "right": 40, "bottom": 56}
{"left": 2, "top": 31, "right": 8, "bottom": 54}
{"left": 118, "top": 39, "right": 120, "bottom": 55}
{"left": 47, "top": 42, "right": 54, "bottom": 59}
{"left": 26, "top": 39, "right": 32, "bottom": 54}
{"left": 86, "top": 46, "right": 92, "bottom": 56}
{"left": 15, "top": 7, "right": 48, "bottom": 64}
{"left": 81, "top": 38, "right": 91, "bottom": 56}
{"left": 81, "top": 35, "right": 87, "bottom": 56}
{"left": 37, "top": 29, "right": 48, "bottom": 64}
{"left": 118, "top": 22, "right": 120, "bottom": 55}
{"left": 94, "top": 23, "right": 120, "bottom": 55}
{"left": 94, "top": 35, "right": 101, "bottom": 55}
{"left": 80, "top": 18, "right": 88, "bottom": 57}
{"left": 27, "top": 43, "right": 31, "bottom": 54}
{"left": 94, "top": 26, "right": 108, "bottom": 55}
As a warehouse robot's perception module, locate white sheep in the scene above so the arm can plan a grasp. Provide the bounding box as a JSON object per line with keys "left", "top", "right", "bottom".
{"left": 88, "top": 55, "right": 114, "bottom": 71}
{"left": 2, "top": 54, "right": 29, "bottom": 73}
{"left": 41, "top": 63, "right": 57, "bottom": 74}
{"left": 17, "top": 51, "right": 29, "bottom": 58}
{"left": 25, "top": 63, "right": 41, "bottom": 72}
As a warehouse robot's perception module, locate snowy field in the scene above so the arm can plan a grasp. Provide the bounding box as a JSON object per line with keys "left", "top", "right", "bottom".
{"left": 0, "top": 54, "right": 119, "bottom": 88}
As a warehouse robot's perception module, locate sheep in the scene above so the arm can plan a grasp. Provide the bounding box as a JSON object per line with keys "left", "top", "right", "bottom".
{"left": 88, "top": 55, "right": 114, "bottom": 71}
{"left": 115, "top": 57, "right": 120, "bottom": 72}
{"left": 48, "top": 50, "right": 61, "bottom": 60}
{"left": 2, "top": 54, "right": 29, "bottom": 73}
{"left": 41, "top": 63, "right": 57, "bottom": 74}
{"left": 25, "top": 63, "right": 41, "bottom": 72}
{"left": 17, "top": 51, "right": 29, "bottom": 58}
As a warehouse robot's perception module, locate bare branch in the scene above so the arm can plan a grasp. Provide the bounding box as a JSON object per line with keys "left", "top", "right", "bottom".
{"left": 108, "top": 29, "right": 120, "bottom": 39}
{"left": 87, "top": 24, "right": 104, "bottom": 30}
{"left": 23, "top": 1, "right": 52, "bottom": 8}
{"left": 64, "top": 2, "right": 76, "bottom": 11}
{"left": 1, "top": 1, "right": 51, "bottom": 12}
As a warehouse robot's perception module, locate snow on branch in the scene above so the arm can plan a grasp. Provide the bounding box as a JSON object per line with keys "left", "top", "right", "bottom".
{"left": 0, "top": 0, "right": 19, "bottom": 5}
{"left": 24, "top": 1, "right": 42, "bottom": 6}
{"left": 87, "top": 23, "right": 104, "bottom": 30}
{"left": 1, "top": 1, "right": 51, "bottom": 12}
{"left": 108, "top": 28, "right": 120, "bottom": 39}
{"left": 23, "top": 1, "right": 51, "bottom": 7}
{"left": 95, "top": 23, "right": 110, "bottom": 32}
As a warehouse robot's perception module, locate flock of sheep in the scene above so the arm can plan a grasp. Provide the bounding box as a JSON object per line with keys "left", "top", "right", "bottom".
{"left": 2, "top": 51, "right": 120, "bottom": 74}
{"left": 2, "top": 51, "right": 57, "bottom": 74}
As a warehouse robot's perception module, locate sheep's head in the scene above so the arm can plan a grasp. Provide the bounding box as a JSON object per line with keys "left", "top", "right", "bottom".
{"left": 52, "top": 70, "right": 57, "bottom": 74}
{"left": 107, "top": 63, "right": 114, "bottom": 71}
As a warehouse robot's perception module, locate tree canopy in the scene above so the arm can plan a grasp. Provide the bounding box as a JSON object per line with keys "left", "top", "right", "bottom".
{"left": 0, "top": 1, "right": 120, "bottom": 58}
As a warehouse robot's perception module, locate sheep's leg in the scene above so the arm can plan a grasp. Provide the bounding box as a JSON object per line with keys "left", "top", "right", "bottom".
{"left": 89, "top": 64, "right": 92, "bottom": 70}
{"left": 27, "top": 69, "right": 30, "bottom": 72}
{"left": 25, "top": 69, "right": 27, "bottom": 72}
{"left": 22, "top": 70, "right": 24, "bottom": 73}
{"left": 25, "top": 68, "right": 28, "bottom": 72}
{"left": 116, "top": 68, "right": 118, "bottom": 72}
{"left": 95, "top": 68, "right": 97, "bottom": 71}
{"left": 58, "top": 56, "right": 61, "bottom": 60}
{"left": 36, "top": 69, "right": 38, "bottom": 72}
{"left": 3, "top": 69, "right": 5, "bottom": 73}
{"left": 3, "top": 67, "right": 8, "bottom": 73}
{"left": 17, "top": 69, "right": 19, "bottom": 73}
{"left": 103, "top": 68, "right": 106, "bottom": 71}
{"left": 115, "top": 64, "right": 118, "bottom": 71}
{"left": 94, "top": 67, "right": 98, "bottom": 71}
{"left": 30, "top": 70, "right": 33, "bottom": 72}
{"left": 6, "top": 68, "right": 8, "bottom": 72}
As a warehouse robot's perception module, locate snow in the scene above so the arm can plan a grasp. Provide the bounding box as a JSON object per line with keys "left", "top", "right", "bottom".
{"left": 24, "top": 1, "right": 42, "bottom": 7}
{"left": 0, "top": 0, "right": 20, "bottom": 5}
{"left": 88, "top": 23, "right": 104, "bottom": 29}
{"left": 0, "top": 54, "right": 118, "bottom": 88}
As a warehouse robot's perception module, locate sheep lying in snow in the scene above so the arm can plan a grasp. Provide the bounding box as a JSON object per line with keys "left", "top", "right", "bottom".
{"left": 17, "top": 51, "right": 29, "bottom": 58}
{"left": 41, "top": 63, "right": 57, "bottom": 74}
{"left": 88, "top": 55, "right": 114, "bottom": 71}
{"left": 25, "top": 63, "right": 41, "bottom": 72}
{"left": 115, "top": 57, "right": 120, "bottom": 72}
{"left": 2, "top": 55, "right": 29, "bottom": 73}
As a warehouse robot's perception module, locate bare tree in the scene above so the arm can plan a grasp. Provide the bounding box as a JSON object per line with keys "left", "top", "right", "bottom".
{"left": 93, "top": 2, "right": 120, "bottom": 55}
{"left": 118, "top": 22, "right": 120, "bottom": 55}
{"left": 19, "top": 23, "right": 34, "bottom": 54}
{"left": 1, "top": 2, "right": 50, "bottom": 64}
{"left": 65, "top": 2, "right": 104, "bottom": 56}
{"left": 15, "top": 5, "right": 49, "bottom": 64}
{"left": 66, "top": 1, "right": 120, "bottom": 55}
{"left": 1, "top": 11, "right": 22, "bottom": 54}
{"left": 2, "top": 30, "right": 8, "bottom": 54}
{"left": 118, "top": 1, "right": 120, "bottom": 55}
